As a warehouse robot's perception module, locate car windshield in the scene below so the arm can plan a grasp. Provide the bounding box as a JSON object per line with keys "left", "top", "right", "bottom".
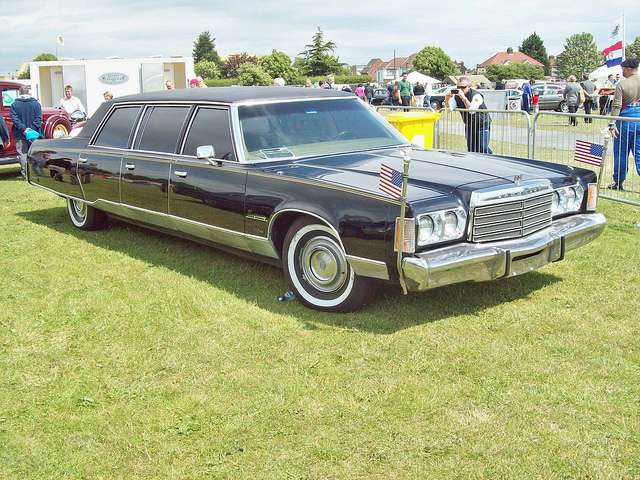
{"left": 238, "top": 98, "right": 407, "bottom": 161}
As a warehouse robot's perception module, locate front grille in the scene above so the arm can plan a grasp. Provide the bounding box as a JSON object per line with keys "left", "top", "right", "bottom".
{"left": 471, "top": 192, "right": 553, "bottom": 242}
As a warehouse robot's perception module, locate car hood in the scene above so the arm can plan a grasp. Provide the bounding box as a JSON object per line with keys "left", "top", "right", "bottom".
{"left": 261, "top": 147, "right": 569, "bottom": 202}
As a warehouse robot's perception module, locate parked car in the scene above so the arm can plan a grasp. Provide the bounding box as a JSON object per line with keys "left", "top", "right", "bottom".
{"left": 532, "top": 84, "right": 569, "bottom": 113}
{"left": 371, "top": 88, "right": 389, "bottom": 105}
{"left": 427, "top": 87, "right": 521, "bottom": 111}
{"left": 26, "top": 87, "right": 606, "bottom": 312}
{"left": 426, "top": 86, "right": 450, "bottom": 109}
{"left": 1, "top": 80, "right": 72, "bottom": 165}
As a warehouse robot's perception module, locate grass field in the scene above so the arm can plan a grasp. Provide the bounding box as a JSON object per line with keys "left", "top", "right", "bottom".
{"left": 1, "top": 164, "right": 639, "bottom": 479}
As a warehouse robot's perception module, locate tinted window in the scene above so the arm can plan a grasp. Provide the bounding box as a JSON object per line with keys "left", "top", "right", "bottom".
{"left": 136, "top": 106, "right": 190, "bottom": 153}
{"left": 182, "top": 108, "right": 235, "bottom": 160}
{"left": 94, "top": 106, "right": 141, "bottom": 149}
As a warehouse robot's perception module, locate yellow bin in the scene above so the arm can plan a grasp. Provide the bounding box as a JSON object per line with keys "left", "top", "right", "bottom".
{"left": 385, "top": 111, "right": 441, "bottom": 148}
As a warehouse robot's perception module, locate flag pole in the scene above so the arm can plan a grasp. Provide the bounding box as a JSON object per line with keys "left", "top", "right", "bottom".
{"left": 396, "top": 147, "right": 411, "bottom": 295}
{"left": 598, "top": 130, "right": 611, "bottom": 189}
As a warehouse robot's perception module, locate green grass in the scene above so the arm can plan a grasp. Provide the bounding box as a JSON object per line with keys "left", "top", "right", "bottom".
{"left": 1, "top": 164, "right": 639, "bottom": 479}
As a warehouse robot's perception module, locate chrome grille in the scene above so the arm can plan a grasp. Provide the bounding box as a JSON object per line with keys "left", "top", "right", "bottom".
{"left": 471, "top": 192, "right": 553, "bottom": 242}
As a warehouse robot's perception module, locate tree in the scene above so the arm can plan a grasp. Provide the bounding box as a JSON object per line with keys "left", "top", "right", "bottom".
{"left": 413, "top": 46, "right": 456, "bottom": 80}
{"left": 520, "top": 32, "right": 551, "bottom": 76}
{"left": 298, "top": 27, "right": 346, "bottom": 76}
{"left": 192, "top": 31, "right": 222, "bottom": 67}
{"left": 627, "top": 36, "right": 640, "bottom": 59}
{"left": 259, "top": 50, "right": 297, "bottom": 84}
{"left": 237, "top": 63, "right": 272, "bottom": 86}
{"left": 485, "top": 63, "right": 544, "bottom": 83}
{"left": 18, "top": 53, "right": 58, "bottom": 79}
{"left": 222, "top": 53, "right": 259, "bottom": 79}
{"left": 555, "top": 33, "right": 600, "bottom": 80}
{"left": 194, "top": 61, "right": 220, "bottom": 80}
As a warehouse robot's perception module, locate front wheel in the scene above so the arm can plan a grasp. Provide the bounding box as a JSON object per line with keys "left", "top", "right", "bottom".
{"left": 430, "top": 99, "right": 441, "bottom": 110}
{"left": 51, "top": 122, "right": 69, "bottom": 139}
{"left": 67, "top": 198, "right": 107, "bottom": 231}
{"left": 283, "top": 218, "right": 368, "bottom": 312}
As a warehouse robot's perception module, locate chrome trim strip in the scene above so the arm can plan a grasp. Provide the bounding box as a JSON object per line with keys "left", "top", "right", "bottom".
{"left": 345, "top": 255, "right": 389, "bottom": 280}
{"left": 403, "top": 213, "right": 606, "bottom": 291}
{"left": 469, "top": 179, "right": 552, "bottom": 209}
{"left": 30, "top": 184, "right": 389, "bottom": 277}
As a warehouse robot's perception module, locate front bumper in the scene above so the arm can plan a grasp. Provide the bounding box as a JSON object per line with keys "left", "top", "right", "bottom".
{"left": 403, "top": 213, "right": 606, "bottom": 291}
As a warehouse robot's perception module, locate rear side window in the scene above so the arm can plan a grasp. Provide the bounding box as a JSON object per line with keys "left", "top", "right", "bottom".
{"left": 135, "top": 106, "right": 190, "bottom": 154}
{"left": 182, "top": 107, "right": 235, "bottom": 160}
{"left": 93, "top": 106, "right": 141, "bottom": 149}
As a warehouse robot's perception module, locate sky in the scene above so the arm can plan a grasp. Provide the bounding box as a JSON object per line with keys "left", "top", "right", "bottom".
{"left": 1, "top": 0, "right": 638, "bottom": 77}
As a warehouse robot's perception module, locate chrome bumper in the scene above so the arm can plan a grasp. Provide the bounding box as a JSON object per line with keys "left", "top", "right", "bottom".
{"left": 403, "top": 213, "right": 606, "bottom": 291}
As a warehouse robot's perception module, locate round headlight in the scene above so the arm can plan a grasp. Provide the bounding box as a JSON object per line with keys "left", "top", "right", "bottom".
{"left": 552, "top": 191, "right": 560, "bottom": 212}
{"left": 418, "top": 216, "right": 434, "bottom": 243}
{"left": 558, "top": 189, "right": 568, "bottom": 212}
{"left": 566, "top": 187, "right": 577, "bottom": 210}
{"left": 443, "top": 211, "right": 458, "bottom": 237}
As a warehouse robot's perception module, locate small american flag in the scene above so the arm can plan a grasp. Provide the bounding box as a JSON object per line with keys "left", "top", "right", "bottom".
{"left": 379, "top": 163, "right": 403, "bottom": 199}
{"left": 574, "top": 140, "right": 604, "bottom": 167}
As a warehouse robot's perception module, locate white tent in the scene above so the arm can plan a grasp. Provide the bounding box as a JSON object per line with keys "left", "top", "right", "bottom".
{"left": 589, "top": 64, "right": 622, "bottom": 84}
{"left": 406, "top": 71, "right": 440, "bottom": 85}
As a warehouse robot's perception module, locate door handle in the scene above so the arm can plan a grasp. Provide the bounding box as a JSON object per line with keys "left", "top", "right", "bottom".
{"left": 174, "top": 171, "right": 188, "bottom": 178}
{"left": 125, "top": 163, "right": 135, "bottom": 170}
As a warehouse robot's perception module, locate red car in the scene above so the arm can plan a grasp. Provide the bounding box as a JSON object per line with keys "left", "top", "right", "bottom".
{"left": 1, "top": 80, "right": 72, "bottom": 165}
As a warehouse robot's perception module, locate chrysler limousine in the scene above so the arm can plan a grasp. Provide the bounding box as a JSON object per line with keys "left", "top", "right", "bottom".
{"left": 26, "top": 87, "right": 606, "bottom": 312}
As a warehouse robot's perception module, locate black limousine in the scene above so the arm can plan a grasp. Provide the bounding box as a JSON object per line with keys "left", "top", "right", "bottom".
{"left": 26, "top": 87, "right": 606, "bottom": 312}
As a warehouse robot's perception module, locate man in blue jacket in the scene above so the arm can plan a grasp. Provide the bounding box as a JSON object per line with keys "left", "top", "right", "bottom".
{"left": 10, "top": 85, "right": 42, "bottom": 179}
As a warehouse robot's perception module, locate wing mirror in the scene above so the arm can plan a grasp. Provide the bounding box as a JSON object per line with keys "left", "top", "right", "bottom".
{"left": 196, "top": 145, "right": 217, "bottom": 165}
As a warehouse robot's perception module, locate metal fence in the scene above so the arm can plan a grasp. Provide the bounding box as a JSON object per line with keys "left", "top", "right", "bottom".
{"left": 377, "top": 105, "right": 640, "bottom": 207}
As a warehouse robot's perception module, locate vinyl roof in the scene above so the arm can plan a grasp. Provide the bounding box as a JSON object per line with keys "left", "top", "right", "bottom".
{"left": 114, "top": 86, "right": 352, "bottom": 104}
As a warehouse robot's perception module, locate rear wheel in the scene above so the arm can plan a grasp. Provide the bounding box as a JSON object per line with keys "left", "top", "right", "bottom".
{"left": 430, "top": 99, "right": 441, "bottom": 110}
{"left": 67, "top": 198, "right": 107, "bottom": 231}
{"left": 283, "top": 218, "right": 368, "bottom": 312}
{"left": 558, "top": 101, "right": 569, "bottom": 113}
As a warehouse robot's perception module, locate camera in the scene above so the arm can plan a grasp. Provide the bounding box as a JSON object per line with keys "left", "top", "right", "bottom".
{"left": 450, "top": 88, "right": 459, "bottom": 94}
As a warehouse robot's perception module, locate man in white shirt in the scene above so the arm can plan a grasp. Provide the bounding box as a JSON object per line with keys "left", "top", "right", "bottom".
{"left": 58, "top": 85, "right": 85, "bottom": 115}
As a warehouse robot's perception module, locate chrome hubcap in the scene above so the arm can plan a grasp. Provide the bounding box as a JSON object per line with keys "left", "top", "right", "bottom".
{"left": 301, "top": 236, "right": 347, "bottom": 293}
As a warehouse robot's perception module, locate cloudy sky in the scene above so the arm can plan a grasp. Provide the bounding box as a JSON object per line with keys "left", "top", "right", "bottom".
{"left": 2, "top": 0, "right": 638, "bottom": 77}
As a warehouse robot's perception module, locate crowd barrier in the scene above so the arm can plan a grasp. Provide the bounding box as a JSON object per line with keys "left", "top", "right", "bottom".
{"left": 377, "top": 104, "right": 640, "bottom": 207}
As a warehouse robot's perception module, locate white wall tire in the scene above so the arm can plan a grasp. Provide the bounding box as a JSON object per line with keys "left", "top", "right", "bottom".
{"left": 66, "top": 198, "right": 107, "bottom": 231}
{"left": 283, "top": 218, "right": 368, "bottom": 312}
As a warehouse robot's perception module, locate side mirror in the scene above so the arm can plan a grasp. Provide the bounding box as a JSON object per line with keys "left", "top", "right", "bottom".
{"left": 196, "top": 145, "right": 216, "bottom": 164}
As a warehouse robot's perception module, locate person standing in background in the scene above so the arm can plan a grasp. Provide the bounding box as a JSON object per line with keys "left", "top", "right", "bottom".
{"left": 10, "top": 85, "right": 42, "bottom": 180}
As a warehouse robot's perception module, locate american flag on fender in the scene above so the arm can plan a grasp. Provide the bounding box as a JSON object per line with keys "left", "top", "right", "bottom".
{"left": 574, "top": 139, "right": 604, "bottom": 167}
{"left": 379, "top": 163, "right": 403, "bottom": 199}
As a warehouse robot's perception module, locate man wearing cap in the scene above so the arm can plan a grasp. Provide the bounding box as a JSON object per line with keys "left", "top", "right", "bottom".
{"left": 607, "top": 58, "right": 640, "bottom": 191}
{"left": 10, "top": 85, "right": 42, "bottom": 180}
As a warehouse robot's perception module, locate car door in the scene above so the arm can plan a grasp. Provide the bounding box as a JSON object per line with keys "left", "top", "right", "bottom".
{"left": 78, "top": 105, "right": 142, "bottom": 205}
{"left": 119, "top": 105, "right": 191, "bottom": 228}
{"left": 168, "top": 106, "right": 249, "bottom": 249}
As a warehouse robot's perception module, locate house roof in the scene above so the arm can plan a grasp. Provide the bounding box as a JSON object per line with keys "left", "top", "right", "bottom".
{"left": 477, "top": 49, "right": 544, "bottom": 69}
{"left": 361, "top": 58, "right": 383, "bottom": 76}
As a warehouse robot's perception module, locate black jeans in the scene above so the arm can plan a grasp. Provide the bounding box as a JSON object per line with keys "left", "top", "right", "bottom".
{"left": 568, "top": 105, "right": 578, "bottom": 125}
{"left": 583, "top": 99, "right": 593, "bottom": 122}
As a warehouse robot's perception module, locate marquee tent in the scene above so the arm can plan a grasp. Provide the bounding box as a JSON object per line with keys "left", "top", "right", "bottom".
{"left": 406, "top": 71, "right": 440, "bottom": 85}
{"left": 589, "top": 64, "right": 622, "bottom": 84}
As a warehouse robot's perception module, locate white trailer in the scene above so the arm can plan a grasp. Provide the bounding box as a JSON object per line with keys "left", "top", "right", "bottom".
{"left": 30, "top": 56, "right": 195, "bottom": 117}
